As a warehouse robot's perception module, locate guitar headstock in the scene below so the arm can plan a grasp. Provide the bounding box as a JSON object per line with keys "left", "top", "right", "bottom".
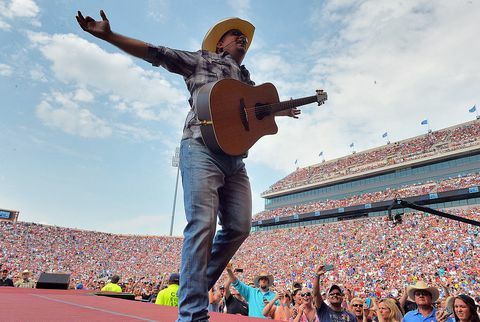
{"left": 315, "top": 89, "right": 327, "bottom": 106}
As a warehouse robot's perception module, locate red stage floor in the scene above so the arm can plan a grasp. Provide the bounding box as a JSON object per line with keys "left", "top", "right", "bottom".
{"left": 0, "top": 288, "right": 263, "bottom": 321}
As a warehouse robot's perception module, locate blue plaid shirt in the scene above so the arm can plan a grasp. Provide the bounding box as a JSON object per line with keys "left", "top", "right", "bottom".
{"left": 144, "top": 45, "right": 254, "bottom": 139}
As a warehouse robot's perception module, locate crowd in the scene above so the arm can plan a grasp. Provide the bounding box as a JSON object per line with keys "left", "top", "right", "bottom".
{"left": 253, "top": 172, "right": 480, "bottom": 221}
{"left": 264, "top": 120, "right": 480, "bottom": 194}
{"left": 1, "top": 207, "right": 479, "bottom": 309}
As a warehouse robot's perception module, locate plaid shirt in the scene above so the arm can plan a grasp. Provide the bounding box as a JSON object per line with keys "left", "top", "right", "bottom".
{"left": 145, "top": 45, "right": 255, "bottom": 140}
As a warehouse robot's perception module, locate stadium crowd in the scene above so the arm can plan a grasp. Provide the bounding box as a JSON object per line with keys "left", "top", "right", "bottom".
{"left": 253, "top": 172, "right": 480, "bottom": 221}
{"left": 1, "top": 121, "right": 479, "bottom": 320}
{"left": 264, "top": 120, "right": 480, "bottom": 194}
{"left": 1, "top": 207, "right": 479, "bottom": 317}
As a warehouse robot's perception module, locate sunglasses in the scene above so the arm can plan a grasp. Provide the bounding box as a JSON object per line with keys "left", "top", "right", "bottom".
{"left": 301, "top": 292, "right": 312, "bottom": 297}
{"left": 415, "top": 291, "right": 431, "bottom": 297}
{"left": 329, "top": 292, "right": 343, "bottom": 297}
{"left": 228, "top": 30, "right": 244, "bottom": 37}
{"left": 352, "top": 304, "right": 364, "bottom": 308}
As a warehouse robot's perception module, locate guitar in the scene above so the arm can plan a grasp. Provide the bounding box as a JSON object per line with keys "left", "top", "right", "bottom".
{"left": 196, "top": 78, "right": 327, "bottom": 156}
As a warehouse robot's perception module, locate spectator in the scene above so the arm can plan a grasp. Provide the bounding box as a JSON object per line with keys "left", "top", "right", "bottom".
{"left": 223, "top": 277, "right": 248, "bottom": 315}
{"left": 227, "top": 262, "right": 277, "bottom": 318}
{"left": 293, "top": 287, "right": 319, "bottom": 322}
{"left": 291, "top": 288, "right": 304, "bottom": 321}
{"left": 0, "top": 268, "right": 14, "bottom": 287}
{"left": 438, "top": 294, "right": 480, "bottom": 322}
{"left": 349, "top": 297, "right": 369, "bottom": 322}
{"left": 402, "top": 281, "right": 439, "bottom": 322}
{"left": 313, "top": 265, "right": 356, "bottom": 321}
{"left": 155, "top": 273, "right": 179, "bottom": 307}
{"left": 262, "top": 289, "right": 292, "bottom": 320}
{"left": 208, "top": 287, "right": 222, "bottom": 312}
{"left": 372, "top": 298, "right": 403, "bottom": 322}
{"left": 14, "top": 270, "right": 35, "bottom": 288}
{"left": 101, "top": 275, "right": 122, "bottom": 292}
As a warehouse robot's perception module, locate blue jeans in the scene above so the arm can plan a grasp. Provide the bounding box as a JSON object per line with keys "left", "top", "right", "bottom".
{"left": 177, "top": 138, "right": 252, "bottom": 322}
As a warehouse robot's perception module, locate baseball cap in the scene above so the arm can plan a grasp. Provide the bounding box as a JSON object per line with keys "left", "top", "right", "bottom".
{"left": 169, "top": 273, "right": 180, "bottom": 284}
{"left": 328, "top": 284, "right": 343, "bottom": 294}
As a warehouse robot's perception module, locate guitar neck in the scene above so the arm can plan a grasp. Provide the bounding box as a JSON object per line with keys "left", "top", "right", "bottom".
{"left": 269, "top": 95, "right": 318, "bottom": 113}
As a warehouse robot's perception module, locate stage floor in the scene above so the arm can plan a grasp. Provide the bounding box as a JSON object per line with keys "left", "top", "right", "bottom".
{"left": 0, "top": 287, "right": 262, "bottom": 321}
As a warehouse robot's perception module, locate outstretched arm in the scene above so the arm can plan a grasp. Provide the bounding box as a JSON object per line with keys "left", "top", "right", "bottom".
{"left": 76, "top": 10, "right": 149, "bottom": 59}
{"left": 313, "top": 265, "right": 326, "bottom": 307}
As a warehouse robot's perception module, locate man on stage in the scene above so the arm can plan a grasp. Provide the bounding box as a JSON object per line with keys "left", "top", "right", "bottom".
{"left": 76, "top": 10, "right": 299, "bottom": 321}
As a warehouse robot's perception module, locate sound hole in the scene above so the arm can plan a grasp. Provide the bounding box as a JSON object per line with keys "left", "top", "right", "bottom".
{"left": 255, "top": 103, "right": 271, "bottom": 120}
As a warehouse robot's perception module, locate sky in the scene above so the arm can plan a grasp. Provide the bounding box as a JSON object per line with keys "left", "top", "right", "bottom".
{"left": 0, "top": 0, "right": 479, "bottom": 236}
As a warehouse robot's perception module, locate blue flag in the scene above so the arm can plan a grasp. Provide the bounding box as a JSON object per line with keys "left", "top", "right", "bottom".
{"left": 382, "top": 132, "right": 388, "bottom": 138}
{"left": 421, "top": 119, "right": 428, "bottom": 125}
{"left": 469, "top": 105, "right": 476, "bottom": 113}
{"left": 294, "top": 159, "right": 298, "bottom": 165}
{"left": 319, "top": 151, "right": 323, "bottom": 157}
{"left": 349, "top": 143, "right": 354, "bottom": 148}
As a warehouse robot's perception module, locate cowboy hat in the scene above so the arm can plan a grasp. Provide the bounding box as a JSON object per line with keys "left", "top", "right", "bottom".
{"left": 202, "top": 17, "right": 255, "bottom": 53}
{"left": 253, "top": 272, "right": 274, "bottom": 288}
{"left": 407, "top": 281, "right": 440, "bottom": 302}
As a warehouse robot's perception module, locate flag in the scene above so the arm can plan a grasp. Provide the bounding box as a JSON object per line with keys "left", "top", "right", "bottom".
{"left": 349, "top": 143, "right": 354, "bottom": 148}
{"left": 469, "top": 105, "right": 477, "bottom": 113}
{"left": 421, "top": 119, "right": 428, "bottom": 125}
{"left": 294, "top": 159, "right": 298, "bottom": 165}
{"left": 382, "top": 132, "right": 388, "bottom": 138}
{"left": 319, "top": 151, "right": 323, "bottom": 157}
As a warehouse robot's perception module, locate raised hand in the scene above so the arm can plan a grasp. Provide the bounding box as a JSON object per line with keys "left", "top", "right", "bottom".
{"left": 76, "top": 10, "right": 112, "bottom": 40}
{"left": 315, "top": 265, "right": 326, "bottom": 276}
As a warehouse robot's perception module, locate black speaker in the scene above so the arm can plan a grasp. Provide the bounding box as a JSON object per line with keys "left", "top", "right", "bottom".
{"left": 36, "top": 273, "right": 71, "bottom": 289}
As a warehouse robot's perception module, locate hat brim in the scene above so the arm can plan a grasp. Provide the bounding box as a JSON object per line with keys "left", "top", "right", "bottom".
{"left": 254, "top": 274, "right": 274, "bottom": 287}
{"left": 202, "top": 17, "right": 255, "bottom": 53}
{"left": 407, "top": 285, "right": 440, "bottom": 302}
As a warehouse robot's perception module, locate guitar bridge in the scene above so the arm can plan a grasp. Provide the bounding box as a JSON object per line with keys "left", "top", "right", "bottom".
{"left": 240, "top": 98, "right": 250, "bottom": 131}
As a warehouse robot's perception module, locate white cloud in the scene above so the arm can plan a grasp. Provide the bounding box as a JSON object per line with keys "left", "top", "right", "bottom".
{"left": 0, "top": 0, "right": 40, "bottom": 28}
{"left": 36, "top": 91, "right": 112, "bottom": 138}
{"left": 147, "top": 0, "right": 169, "bottom": 23}
{"left": 0, "top": 63, "right": 13, "bottom": 76}
{"left": 73, "top": 88, "right": 94, "bottom": 103}
{"left": 227, "top": 0, "right": 251, "bottom": 18}
{"left": 27, "top": 32, "right": 187, "bottom": 122}
{"left": 30, "top": 66, "right": 46, "bottom": 82}
{"left": 249, "top": 0, "right": 480, "bottom": 174}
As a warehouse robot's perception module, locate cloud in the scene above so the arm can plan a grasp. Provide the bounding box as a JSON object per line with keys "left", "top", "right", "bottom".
{"left": 0, "top": 0, "right": 40, "bottom": 29}
{"left": 27, "top": 32, "right": 187, "bottom": 122}
{"left": 248, "top": 0, "right": 480, "bottom": 174}
{"left": 36, "top": 91, "right": 112, "bottom": 138}
{"left": 146, "top": 0, "right": 169, "bottom": 23}
{"left": 0, "top": 63, "right": 13, "bottom": 76}
{"left": 227, "top": 0, "right": 251, "bottom": 18}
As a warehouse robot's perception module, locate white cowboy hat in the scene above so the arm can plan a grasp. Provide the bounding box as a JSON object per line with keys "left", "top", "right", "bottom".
{"left": 407, "top": 281, "right": 440, "bottom": 302}
{"left": 202, "top": 17, "right": 255, "bottom": 53}
{"left": 253, "top": 272, "right": 274, "bottom": 288}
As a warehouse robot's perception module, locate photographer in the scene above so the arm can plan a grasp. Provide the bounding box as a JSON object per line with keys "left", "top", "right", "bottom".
{"left": 227, "top": 262, "right": 276, "bottom": 318}
{"left": 223, "top": 271, "right": 248, "bottom": 315}
{"left": 313, "top": 265, "right": 356, "bottom": 321}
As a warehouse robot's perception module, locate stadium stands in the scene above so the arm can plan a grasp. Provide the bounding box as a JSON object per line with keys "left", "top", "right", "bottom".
{"left": 263, "top": 120, "right": 480, "bottom": 195}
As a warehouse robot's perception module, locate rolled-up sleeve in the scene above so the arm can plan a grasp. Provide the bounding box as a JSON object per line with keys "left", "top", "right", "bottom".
{"left": 144, "top": 45, "right": 198, "bottom": 78}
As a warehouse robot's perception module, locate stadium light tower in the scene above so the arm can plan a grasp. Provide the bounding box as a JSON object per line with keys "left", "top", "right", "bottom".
{"left": 170, "top": 147, "right": 180, "bottom": 236}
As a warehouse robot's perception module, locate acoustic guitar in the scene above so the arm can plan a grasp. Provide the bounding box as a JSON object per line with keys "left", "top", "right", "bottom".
{"left": 196, "top": 78, "right": 327, "bottom": 156}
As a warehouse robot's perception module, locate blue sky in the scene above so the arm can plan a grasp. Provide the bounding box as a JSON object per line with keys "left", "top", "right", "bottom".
{"left": 1, "top": 0, "right": 479, "bottom": 235}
